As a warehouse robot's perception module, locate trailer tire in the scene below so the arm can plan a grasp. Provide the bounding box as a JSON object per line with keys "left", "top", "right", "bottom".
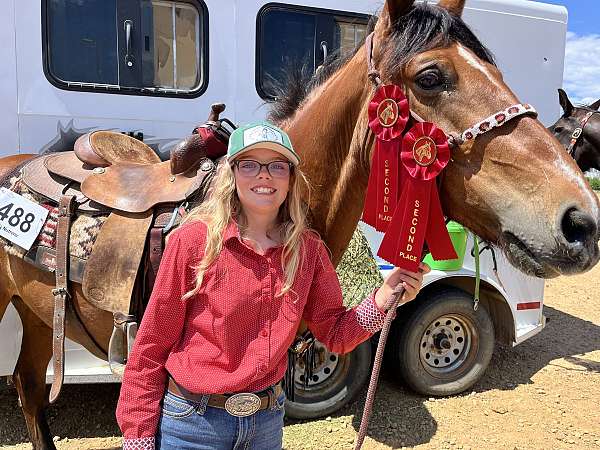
{"left": 388, "top": 287, "right": 494, "bottom": 396}
{"left": 284, "top": 339, "right": 372, "bottom": 419}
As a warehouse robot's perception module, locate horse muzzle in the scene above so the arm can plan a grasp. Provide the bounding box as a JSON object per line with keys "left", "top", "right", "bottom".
{"left": 501, "top": 205, "right": 600, "bottom": 278}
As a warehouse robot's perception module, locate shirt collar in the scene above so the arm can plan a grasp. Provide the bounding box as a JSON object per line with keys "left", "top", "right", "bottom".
{"left": 222, "top": 219, "right": 284, "bottom": 254}
{"left": 223, "top": 220, "right": 242, "bottom": 245}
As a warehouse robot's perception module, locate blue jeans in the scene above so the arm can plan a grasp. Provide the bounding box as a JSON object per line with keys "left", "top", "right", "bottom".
{"left": 156, "top": 389, "right": 285, "bottom": 450}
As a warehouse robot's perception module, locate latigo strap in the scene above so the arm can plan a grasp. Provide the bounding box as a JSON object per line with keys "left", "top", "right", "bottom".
{"left": 49, "top": 195, "right": 76, "bottom": 404}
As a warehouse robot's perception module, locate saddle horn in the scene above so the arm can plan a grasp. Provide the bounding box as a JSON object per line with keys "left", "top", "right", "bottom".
{"left": 208, "top": 103, "right": 226, "bottom": 122}
{"left": 170, "top": 103, "right": 232, "bottom": 175}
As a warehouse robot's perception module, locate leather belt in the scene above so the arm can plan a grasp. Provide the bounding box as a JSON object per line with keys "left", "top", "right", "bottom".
{"left": 167, "top": 378, "right": 283, "bottom": 417}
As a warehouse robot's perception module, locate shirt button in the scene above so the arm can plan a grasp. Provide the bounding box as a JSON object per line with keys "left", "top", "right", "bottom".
{"left": 261, "top": 330, "right": 268, "bottom": 337}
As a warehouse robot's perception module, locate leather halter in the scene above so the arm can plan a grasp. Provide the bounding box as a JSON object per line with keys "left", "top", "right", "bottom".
{"left": 567, "top": 110, "right": 599, "bottom": 155}
{"left": 364, "top": 32, "right": 538, "bottom": 148}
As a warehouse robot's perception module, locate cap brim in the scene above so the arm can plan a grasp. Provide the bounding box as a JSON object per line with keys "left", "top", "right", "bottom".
{"left": 229, "top": 142, "right": 300, "bottom": 166}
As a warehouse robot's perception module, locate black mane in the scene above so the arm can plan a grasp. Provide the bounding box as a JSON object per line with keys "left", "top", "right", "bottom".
{"left": 269, "top": 3, "right": 495, "bottom": 123}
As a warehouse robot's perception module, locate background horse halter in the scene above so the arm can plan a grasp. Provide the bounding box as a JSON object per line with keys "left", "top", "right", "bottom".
{"left": 549, "top": 89, "right": 600, "bottom": 173}
{"left": 566, "top": 109, "right": 600, "bottom": 156}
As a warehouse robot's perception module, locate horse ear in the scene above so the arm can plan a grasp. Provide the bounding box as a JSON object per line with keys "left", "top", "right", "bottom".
{"left": 384, "top": 0, "right": 414, "bottom": 24}
{"left": 438, "top": 0, "right": 466, "bottom": 17}
{"left": 590, "top": 98, "right": 600, "bottom": 111}
{"left": 558, "top": 88, "right": 574, "bottom": 117}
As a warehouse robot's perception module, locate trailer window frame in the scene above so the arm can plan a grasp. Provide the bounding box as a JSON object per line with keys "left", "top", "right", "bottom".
{"left": 41, "top": 0, "right": 209, "bottom": 99}
{"left": 255, "top": 3, "right": 370, "bottom": 101}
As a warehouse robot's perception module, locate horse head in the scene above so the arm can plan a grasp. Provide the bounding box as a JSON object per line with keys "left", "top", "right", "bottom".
{"left": 549, "top": 88, "right": 600, "bottom": 173}
{"left": 370, "top": 0, "right": 600, "bottom": 277}
{"left": 278, "top": 0, "right": 600, "bottom": 278}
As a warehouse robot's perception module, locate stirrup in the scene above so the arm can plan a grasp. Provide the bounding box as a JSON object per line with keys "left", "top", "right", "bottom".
{"left": 108, "top": 313, "right": 138, "bottom": 376}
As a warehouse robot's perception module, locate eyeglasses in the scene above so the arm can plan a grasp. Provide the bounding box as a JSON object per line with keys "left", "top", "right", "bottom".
{"left": 232, "top": 159, "right": 293, "bottom": 178}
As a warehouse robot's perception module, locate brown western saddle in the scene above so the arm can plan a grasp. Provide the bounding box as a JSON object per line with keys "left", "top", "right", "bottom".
{"left": 14, "top": 104, "right": 234, "bottom": 403}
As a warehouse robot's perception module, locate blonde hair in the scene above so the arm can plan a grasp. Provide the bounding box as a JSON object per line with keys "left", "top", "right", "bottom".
{"left": 181, "top": 160, "right": 309, "bottom": 300}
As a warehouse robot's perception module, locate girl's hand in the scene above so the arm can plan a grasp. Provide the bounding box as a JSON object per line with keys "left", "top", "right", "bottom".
{"left": 374, "top": 263, "right": 430, "bottom": 311}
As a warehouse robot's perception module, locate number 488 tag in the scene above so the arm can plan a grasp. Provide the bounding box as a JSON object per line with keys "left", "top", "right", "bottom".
{"left": 0, "top": 188, "right": 49, "bottom": 251}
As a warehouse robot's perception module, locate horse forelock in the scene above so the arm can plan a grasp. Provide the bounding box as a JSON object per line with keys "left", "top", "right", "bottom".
{"left": 382, "top": 3, "right": 495, "bottom": 76}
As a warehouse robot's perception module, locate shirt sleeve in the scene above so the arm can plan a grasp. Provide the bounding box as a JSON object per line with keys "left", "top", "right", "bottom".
{"left": 302, "top": 240, "right": 386, "bottom": 354}
{"left": 116, "top": 231, "right": 193, "bottom": 447}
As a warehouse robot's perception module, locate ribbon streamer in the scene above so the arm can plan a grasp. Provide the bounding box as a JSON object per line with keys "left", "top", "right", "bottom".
{"left": 377, "top": 122, "right": 457, "bottom": 271}
{"left": 362, "top": 85, "right": 409, "bottom": 231}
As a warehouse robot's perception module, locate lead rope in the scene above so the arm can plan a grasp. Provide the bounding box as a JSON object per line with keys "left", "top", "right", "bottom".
{"left": 472, "top": 232, "right": 481, "bottom": 311}
{"left": 354, "top": 35, "right": 400, "bottom": 450}
{"left": 354, "top": 287, "right": 404, "bottom": 449}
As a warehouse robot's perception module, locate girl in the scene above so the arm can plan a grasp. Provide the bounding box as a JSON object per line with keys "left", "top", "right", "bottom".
{"left": 116, "top": 121, "right": 428, "bottom": 450}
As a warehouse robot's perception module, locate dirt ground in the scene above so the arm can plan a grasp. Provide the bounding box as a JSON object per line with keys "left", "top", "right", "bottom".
{"left": 1, "top": 263, "right": 599, "bottom": 450}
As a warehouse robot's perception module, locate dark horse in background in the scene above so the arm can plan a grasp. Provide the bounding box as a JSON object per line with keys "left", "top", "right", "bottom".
{"left": 549, "top": 89, "right": 600, "bottom": 173}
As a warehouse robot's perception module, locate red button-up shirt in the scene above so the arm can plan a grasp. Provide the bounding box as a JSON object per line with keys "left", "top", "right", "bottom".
{"left": 117, "top": 220, "right": 385, "bottom": 448}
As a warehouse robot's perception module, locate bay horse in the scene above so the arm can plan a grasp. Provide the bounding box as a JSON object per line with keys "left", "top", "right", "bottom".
{"left": 0, "top": 1, "right": 599, "bottom": 448}
{"left": 549, "top": 88, "right": 600, "bottom": 173}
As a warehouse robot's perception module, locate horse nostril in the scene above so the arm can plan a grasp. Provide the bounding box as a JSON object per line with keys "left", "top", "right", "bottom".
{"left": 560, "top": 207, "right": 598, "bottom": 247}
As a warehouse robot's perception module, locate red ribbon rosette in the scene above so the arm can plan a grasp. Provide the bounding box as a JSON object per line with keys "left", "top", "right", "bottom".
{"left": 377, "top": 122, "right": 458, "bottom": 272}
{"left": 362, "top": 85, "right": 409, "bottom": 231}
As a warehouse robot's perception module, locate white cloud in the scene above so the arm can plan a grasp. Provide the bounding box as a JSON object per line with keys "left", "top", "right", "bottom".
{"left": 563, "top": 32, "right": 600, "bottom": 106}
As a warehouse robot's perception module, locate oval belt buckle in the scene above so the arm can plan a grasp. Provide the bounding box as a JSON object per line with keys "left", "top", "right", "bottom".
{"left": 224, "top": 393, "right": 262, "bottom": 417}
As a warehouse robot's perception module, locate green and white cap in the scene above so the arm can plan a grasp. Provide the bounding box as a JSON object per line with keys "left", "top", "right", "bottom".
{"left": 227, "top": 121, "right": 300, "bottom": 166}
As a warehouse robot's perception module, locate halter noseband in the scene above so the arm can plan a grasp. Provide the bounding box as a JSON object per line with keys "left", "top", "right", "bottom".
{"left": 567, "top": 110, "right": 599, "bottom": 155}
{"left": 365, "top": 32, "right": 538, "bottom": 148}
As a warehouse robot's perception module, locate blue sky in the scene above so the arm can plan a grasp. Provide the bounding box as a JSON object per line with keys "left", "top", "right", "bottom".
{"left": 533, "top": 0, "right": 600, "bottom": 105}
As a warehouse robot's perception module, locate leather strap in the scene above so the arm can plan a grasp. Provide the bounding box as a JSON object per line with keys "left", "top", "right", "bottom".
{"left": 567, "top": 110, "right": 597, "bottom": 155}
{"left": 148, "top": 227, "right": 164, "bottom": 292}
{"left": 167, "top": 378, "right": 282, "bottom": 411}
{"left": 365, "top": 32, "right": 382, "bottom": 87}
{"left": 49, "top": 195, "right": 76, "bottom": 404}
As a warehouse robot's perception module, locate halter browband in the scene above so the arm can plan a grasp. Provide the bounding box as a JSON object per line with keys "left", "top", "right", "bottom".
{"left": 567, "top": 110, "right": 599, "bottom": 155}
{"left": 364, "top": 32, "right": 538, "bottom": 148}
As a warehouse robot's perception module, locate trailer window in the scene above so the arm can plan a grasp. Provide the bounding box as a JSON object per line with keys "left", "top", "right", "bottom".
{"left": 256, "top": 4, "right": 370, "bottom": 100}
{"left": 43, "top": 0, "right": 208, "bottom": 98}
{"left": 46, "top": 0, "right": 119, "bottom": 86}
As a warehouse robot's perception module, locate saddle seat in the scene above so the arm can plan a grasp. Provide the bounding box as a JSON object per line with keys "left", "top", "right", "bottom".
{"left": 74, "top": 131, "right": 161, "bottom": 167}
{"left": 24, "top": 151, "right": 216, "bottom": 214}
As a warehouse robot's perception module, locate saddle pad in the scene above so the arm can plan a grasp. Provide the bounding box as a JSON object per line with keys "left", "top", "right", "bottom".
{"left": 20, "top": 155, "right": 107, "bottom": 214}
{"left": 1, "top": 187, "right": 106, "bottom": 275}
{"left": 75, "top": 131, "right": 161, "bottom": 166}
{"left": 82, "top": 210, "right": 153, "bottom": 313}
{"left": 81, "top": 159, "right": 214, "bottom": 213}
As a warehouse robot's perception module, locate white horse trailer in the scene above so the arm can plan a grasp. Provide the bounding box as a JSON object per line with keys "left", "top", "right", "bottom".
{"left": 0, "top": 0, "right": 567, "bottom": 417}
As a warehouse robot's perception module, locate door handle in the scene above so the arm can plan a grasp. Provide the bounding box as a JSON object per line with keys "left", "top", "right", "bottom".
{"left": 124, "top": 20, "right": 134, "bottom": 67}
{"left": 320, "top": 41, "right": 328, "bottom": 61}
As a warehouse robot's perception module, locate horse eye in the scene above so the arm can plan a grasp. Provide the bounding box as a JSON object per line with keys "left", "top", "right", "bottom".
{"left": 553, "top": 126, "right": 564, "bottom": 134}
{"left": 415, "top": 70, "right": 443, "bottom": 90}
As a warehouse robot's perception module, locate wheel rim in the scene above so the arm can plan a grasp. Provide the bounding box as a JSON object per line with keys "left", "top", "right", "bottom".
{"left": 419, "top": 314, "right": 478, "bottom": 377}
{"left": 294, "top": 341, "right": 341, "bottom": 388}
